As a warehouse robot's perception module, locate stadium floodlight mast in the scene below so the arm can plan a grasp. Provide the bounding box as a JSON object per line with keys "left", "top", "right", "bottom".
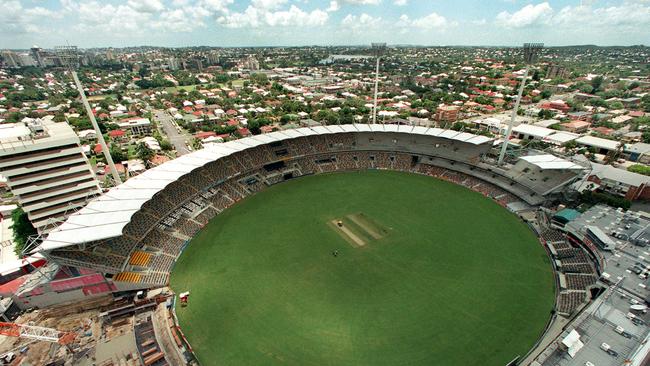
{"left": 497, "top": 43, "right": 544, "bottom": 166}
{"left": 55, "top": 46, "right": 122, "bottom": 185}
{"left": 371, "top": 43, "right": 386, "bottom": 124}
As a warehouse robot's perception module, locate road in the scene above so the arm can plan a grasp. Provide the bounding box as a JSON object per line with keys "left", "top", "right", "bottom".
{"left": 153, "top": 109, "right": 192, "bottom": 156}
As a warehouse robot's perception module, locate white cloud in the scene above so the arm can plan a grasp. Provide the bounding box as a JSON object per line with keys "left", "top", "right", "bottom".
{"left": 200, "top": 0, "right": 234, "bottom": 13}
{"left": 327, "top": 1, "right": 340, "bottom": 12}
{"left": 127, "top": 0, "right": 165, "bottom": 13}
{"left": 394, "top": 0, "right": 407, "bottom": 6}
{"left": 342, "top": 0, "right": 381, "bottom": 5}
{"left": 0, "top": 1, "right": 64, "bottom": 35}
{"left": 496, "top": 2, "right": 553, "bottom": 28}
{"left": 218, "top": 3, "right": 328, "bottom": 28}
{"left": 265, "top": 6, "right": 328, "bottom": 26}
{"left": 411, "top": 12, "right": 452, "bottom": 29}
{"left": 553, "top": 2, "right": 650, "bottom": 28}
{"left": 341, "top": 13, "right": 381, "bottom": 30}
{"left": 251, "top": 0, "right": 289, "bottom": 10}
{"left": 396, "top": 12, "right": 455, "bottom": 30}
{"left": 494, "top": 1, "right": 650, "bottom": 34}
{"left": 151, "top": 6, "right": 214, "bottom": 32}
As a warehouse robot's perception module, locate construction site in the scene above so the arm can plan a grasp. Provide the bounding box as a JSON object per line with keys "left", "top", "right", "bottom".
{"left": 0, "top": 288, "right": 193, "bottom": 366}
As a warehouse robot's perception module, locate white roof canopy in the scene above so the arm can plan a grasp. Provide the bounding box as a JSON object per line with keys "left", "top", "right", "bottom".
{"left": 38, "top": 124, "right": 493, "bottom": 251}
{"left": 519, "top": 155, "right": 584, "bottom": 170}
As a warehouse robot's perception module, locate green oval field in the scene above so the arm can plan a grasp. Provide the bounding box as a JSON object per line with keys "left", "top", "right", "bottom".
{"left": 170, "top": 170, "right": 555, "bottom": 366}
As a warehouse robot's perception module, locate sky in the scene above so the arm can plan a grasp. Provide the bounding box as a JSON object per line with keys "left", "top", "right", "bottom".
{"left": 1, "top": 0, "right": 649, "bottom": 49}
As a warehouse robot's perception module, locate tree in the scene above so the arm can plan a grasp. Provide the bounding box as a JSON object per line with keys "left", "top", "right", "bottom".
{"left": 135, "top": 142, "right": 154, "bottom": 163}
{"left": 538, "top": 109, "right": 554, "bottom": 119}
{"left": 109, "top": 143, "right": 126, "bottom": 163}
{"left": 609, "top": 101, "right": 624, "bottom": 110}
{"left": 590, "top": 76, "right": 604, "bottom": 93}
{"left": 271, "top": 82, "right": 284, "bottom": 93}
{"left": 214, "top": 74, "right": 230, "bottom": 84}
{"left": 250, "top": 73, "right": 269, "bottom": 85}
{"left": 160, "top": 139, "right": 173, "bottom": 151}
{"left": 11, "top": 208, "right": 36, "bottom": 256}
{"left": 190, "top": 138, "right": 203, "bottom": 150}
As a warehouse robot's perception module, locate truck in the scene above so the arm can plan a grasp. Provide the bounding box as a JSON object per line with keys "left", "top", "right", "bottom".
{"left": 600, "top": 343, "right": 619, "bottom": 357}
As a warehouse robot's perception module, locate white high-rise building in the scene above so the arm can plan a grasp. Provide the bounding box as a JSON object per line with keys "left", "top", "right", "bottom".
{"left": 0, "top": 120, "right": 102, "bottom": 234}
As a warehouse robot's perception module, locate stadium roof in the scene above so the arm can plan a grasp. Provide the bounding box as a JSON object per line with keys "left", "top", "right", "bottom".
{"left": 38, "top": 124, "right": 493, "bottom": 251}
{"left": 519, "top": 154, "right": 584, "bottom": 170}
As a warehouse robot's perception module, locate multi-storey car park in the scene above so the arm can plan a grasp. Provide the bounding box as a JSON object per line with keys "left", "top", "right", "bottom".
{"left": 2, "top": 124, "right": 648, "bottom": 365}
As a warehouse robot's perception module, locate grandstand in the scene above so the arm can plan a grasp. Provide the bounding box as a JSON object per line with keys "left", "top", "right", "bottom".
{"left": 14, "top": 124, "right": 583, "bottom": 307}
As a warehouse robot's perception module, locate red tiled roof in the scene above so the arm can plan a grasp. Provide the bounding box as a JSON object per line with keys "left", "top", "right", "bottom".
{"left": 151, "top": 154, "right": 170, "bottom": 165}
{"left": 195, "top": 131, "right": 217, "bottom": 139}
{"left": 104, "top": 163, "right": 125, "bottom": 173}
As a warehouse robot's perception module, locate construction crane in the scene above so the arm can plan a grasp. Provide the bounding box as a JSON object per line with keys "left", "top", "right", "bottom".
{"left": 0, "top": 322, "right": 76, "bottom": 345}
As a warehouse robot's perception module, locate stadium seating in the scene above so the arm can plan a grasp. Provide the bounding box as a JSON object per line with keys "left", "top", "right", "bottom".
{"left": 325, "top": 133, "right": 355, "bottom": 150}
{"left": 560, "top": 263, "right": 594, "bottom": 274}
{"left": 129, "top": 251, "right": 152, "bottom": 267}
{"left": 264, "top": 174, "right": 284, "bottom": 186}
{"left": 375, "top": 152, "right": 391, "bottom": 169}
{"left": 202, "top": 160, "right": 233, "bottom": 181}
{"left": 174, "top": 218, "right": 202, "bottom": 238}
{"left": 335, "top": 152, "right": 357, "bottom": 171}
{"left": 114, "top": 272, "right": 142, "bottom": 283}
{"left": 142, "top": 229, "right": 185, "bottom": 256}
{"left": 557, "top": 292, "right": 587, "bottom": 315}
{"left": 393, "top": 153, "right": 412, "bottom": 171}
{"left": 134, "top": 314, "right": 169, "bottom": 366}
{"left": 59, "top": 131, "right": 588, "bottom": 299}
{"left": 355, "top": 151, "right": 373, "bottom": 169}
{"left": 307, "top": 135, "right": 328, "bottom": 152}
{"left": 209, "top": 192, "right": 233, "bottom": 211}
{"left": 285, "top": 137, "right": 314, "bottom": 156}
{"left": 565, "top": 274, "right": 597, "bottom": 290}
{"left": 540, "top": 229, "right": 566, "bottom": 243}
{"left": 195, "top": 207, "right": 218, "bottom": 225}
{"left": 295, "top": 157, "right": 317, "bottom": 174}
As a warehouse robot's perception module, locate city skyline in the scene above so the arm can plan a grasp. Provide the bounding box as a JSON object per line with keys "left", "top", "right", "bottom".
{"left": 1, "top": 0, "right": 649, "bottom": 49}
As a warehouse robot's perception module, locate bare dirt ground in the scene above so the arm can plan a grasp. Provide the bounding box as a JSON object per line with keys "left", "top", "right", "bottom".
{"left": 0, "top": 296, "right": 114, "bottom": 365}
{"left": 329, "top": 220, "right": 366, "bottom": 247}
{"left": 347, "top": 213, "right": 386, "bottom": 240}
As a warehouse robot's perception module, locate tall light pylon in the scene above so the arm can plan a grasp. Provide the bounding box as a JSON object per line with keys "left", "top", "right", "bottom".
{"left": 371, "top": 43, "right": 386, "bottom": 124}
{"left": 497, "top": 43, "right": 543, "bottom": 166}
{"left": 56, "top": 46, "right": 122, "bottom": 185}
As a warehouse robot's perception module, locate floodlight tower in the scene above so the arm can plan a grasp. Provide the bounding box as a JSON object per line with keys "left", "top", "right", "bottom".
{"left": 371, "top": 43, "right": 386, "bottom": 124}
{"left": 497, "top": 43, "right": 543, "bottom": 165}
{"left": 56, "top": 46, "right": 122, "bottom": 185}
